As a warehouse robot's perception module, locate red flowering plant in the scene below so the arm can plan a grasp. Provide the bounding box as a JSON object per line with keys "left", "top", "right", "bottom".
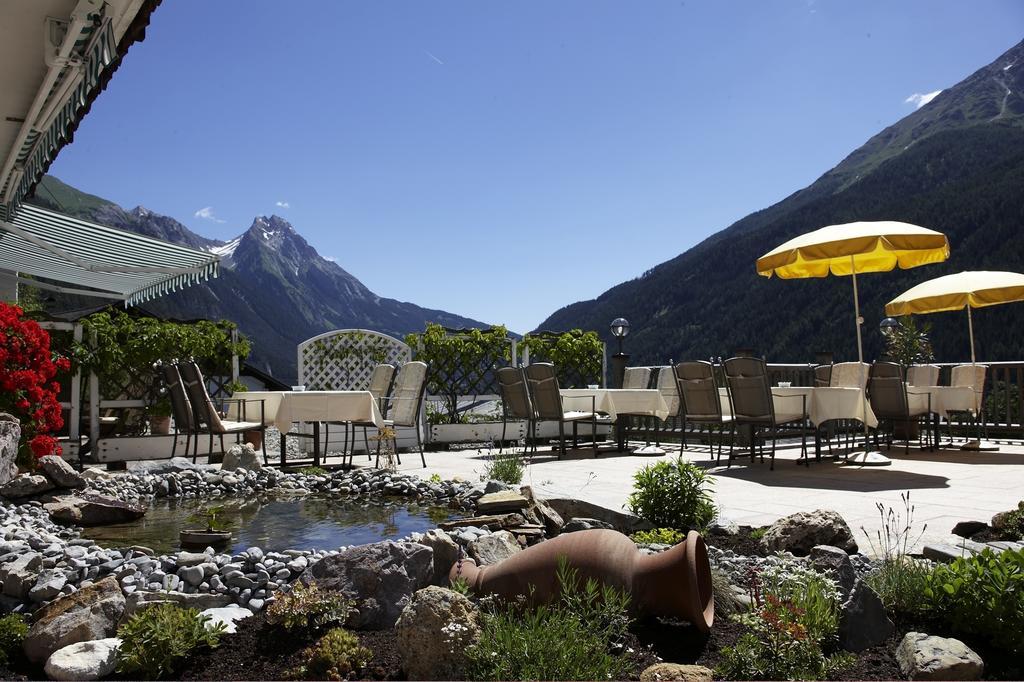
{"left": 0, "top": 302, "right": 69, "bottom": 466}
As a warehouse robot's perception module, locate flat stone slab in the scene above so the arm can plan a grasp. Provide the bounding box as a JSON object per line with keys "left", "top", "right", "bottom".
{"left": 439, "top": 514, "right": 523, "bottom": 530}
{"left": 475, "top": 491, "right": 529, "bottom": 513}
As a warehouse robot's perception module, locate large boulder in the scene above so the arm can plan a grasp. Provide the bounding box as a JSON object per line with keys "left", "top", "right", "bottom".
{"left": 0, "top": 551, "right": 42, "bottom": 599}
{"left": 760, "top": 509, "right": 857, "bottom": 555}
{"left": 395, "top": 586, "right": 481, "bottom": 680}
{"left": 23, "top": 576, "right": 126, "bottom": 663}
{"left": 124, "top": 590, "right": 231, "bottom": 616}
{"left": 43, "top": 638, "right": 121, "bottom": 681}
{"left": 475, "top": 490, "right": 529, "bottom": 514}
{"left": 37, "top": 456, "right": 87, "bottom": 490}
{"left": 468, "top": 531, "right": 520, "bottom": 566}
{"left": 838, "top": 581, "right": 894, "bottom": 652}
{"left": 545, "top": 497, "right": 652, "bottom": 534}
{"left": 562, "top": 517, "right": 614, "bottom": 533}
{"left": 300, "top": 541, "right": 433, "bottom": 629}
{"left": 125, "top": 457, "right": 213, "bottom": 475}
{"left": 222, "top": 443, "right": 262, "bottom": 472}
{"left": 896, "top": 632, "right": 984, "bottom": 680}
{"left": 639, "top": 663, "right": 714, "bottom": 682}
{"left": 419, "top": 529, "right": 460, "bottom": 586}
{"left": 0, "top": 414, "right": 19, "bottom": 486}
{"left": 44, "top": 493, "right": 145, "bottom": 526}
{"left": 0, "top": 474, "right": 54, "bottom": 499}
{"left": 520, "top": 486, "right": 564, "bottom": 535}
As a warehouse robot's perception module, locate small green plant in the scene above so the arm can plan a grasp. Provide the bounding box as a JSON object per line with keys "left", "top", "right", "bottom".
{"left": 924, "top": 547, "right": 1024, "bottom": 655}
{"left": 450, "top": 576, "right": 472, "bottom": 596}
{"left": 627, "top": 457, "right": 716, "bottom": 531}
{"left": 750, "top": 526, "right": 768, "bottom": 540}
{"left": 883, "top": 315, "right": 935, "bottom": 366}
{"left": 467, "top": 558, "right": 635, "bottom": 681}
{"left": 289, "top": 627, "right": 372, "bottom": 680}
{"left": 429, "top": 472, "right": 443, "bottom": 484}
{"left": 481, "top": 451, "right": 525, "bottom": 485}
{"left": 861, "top": 492, "right": 933, "bottom": 621}
{"left": 266, "top": 582, "right": 354, "bottom": 632}
{"left": 186, "top": 505, "right": 229, "bottom": 532}
{"left": 718, "top": 561, "right": 850, "bottom": 680}
{"left": 631, "top": 527, "right": 686, "bottom": 545}
{"left": 116, "top": 604, "right": 225, "bottom": 679}
{"left": 0, "top": 614, "right": 28, "bottom": 666}
{"left": 299, "top": 465, "right": 329, "bottom": 476}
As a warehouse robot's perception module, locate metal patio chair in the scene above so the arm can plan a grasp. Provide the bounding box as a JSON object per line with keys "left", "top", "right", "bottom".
{"left": 158, "top": 363, "right": 197, "bottom": 459}
{"left": 868, "top": 361, "right": 935, "bottom": 454}
{"left": 525, "top": 363, "right": 600, "bottom": 458}
{"left": 674, "top": 360, "right": 735, "bottom": 463}
{"left": 497, "top": 366, "right": 535, "bottom": 456}
{"left": 723, "top": 356, "right": 811, "bottom": 469}
{"left": 325, "top": 363, "right": 396, "bottom": 466}
{"left": 377, "top": 361, "right": 428, "bottom": 468}
{"left": 177, "top": 360, "right": 267, "bottom": 464}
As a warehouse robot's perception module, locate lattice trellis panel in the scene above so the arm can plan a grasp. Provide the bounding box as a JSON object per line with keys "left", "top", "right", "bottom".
{"left": 298, "top": 329, "right": 411, "bottom": 391}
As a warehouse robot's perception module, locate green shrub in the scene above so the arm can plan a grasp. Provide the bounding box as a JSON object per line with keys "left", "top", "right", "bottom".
{"left": 266, "top": 582, "right": 353, "bottom": 632}
{"left": 718, "top": 560, "right": 850, "bottom": 680}
{"left": 429, "top": 472, "right": 443, "bottom": 484}
{"left": 0, "top": 614, "right": 28, "bottom": 666}
{"left": 481, "top": 452, "right": 525, "bottom": 485}
{"left": 116, "top": 604, "right": 225, "bottom": 679}
{"left": 992, "top": 501, "right": 1024, "bottom": 540}
{"left": 627, "top": 458, "right": 715, "bottom": 531}
{"left": 298, "top": 466, "right": 328, "bottom": 476}
{"left": 924, "top": 548, "right": 1024, "bottom": 655}
{"left": 861, "top": 492, "right": 933, "bottom": 622}
{"left": 290, "top": 627, "right": 372, "bottom": 680}
{"left": 631, "top": 527, "right": 687, "bottom": 545}
{"left": 467, "top": 558, "right": 635, "bottom": 681}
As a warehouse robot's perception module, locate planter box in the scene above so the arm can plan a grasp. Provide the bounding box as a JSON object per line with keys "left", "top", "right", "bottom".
{"left": 430, "top": 421, "right": 524, "bottom": 444}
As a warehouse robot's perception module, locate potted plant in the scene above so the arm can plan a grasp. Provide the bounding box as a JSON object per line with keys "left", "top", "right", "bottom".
{"left": 148, "top": 397, "right": 173, "bottom": 435}
{"left": 180, "top": 505, "right": 232, "bottom": 547}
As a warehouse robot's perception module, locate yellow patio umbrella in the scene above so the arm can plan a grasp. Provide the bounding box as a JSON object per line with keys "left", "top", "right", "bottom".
{"left": 757, "top": 221, "right": 951, "bottom": 465}
{"left": 886, "top": 270, "right": 1024, "bottom": 450}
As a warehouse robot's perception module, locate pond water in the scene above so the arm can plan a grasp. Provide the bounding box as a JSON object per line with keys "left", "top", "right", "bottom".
{"left": 81, "top": 495, "right": 462, "bottom": 555}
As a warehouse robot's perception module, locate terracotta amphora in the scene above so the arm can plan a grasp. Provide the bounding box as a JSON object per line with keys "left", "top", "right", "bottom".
{"left": 449, "top": 528, "right": 714, "bottom": 632}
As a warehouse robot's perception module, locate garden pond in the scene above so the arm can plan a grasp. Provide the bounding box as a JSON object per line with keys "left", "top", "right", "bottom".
{"left": 81, "top": 495, "right": 463, "bottom": 554}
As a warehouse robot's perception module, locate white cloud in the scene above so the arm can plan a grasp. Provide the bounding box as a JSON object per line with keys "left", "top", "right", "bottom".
{"left": 905, "top": 90, "right": 942, "bottom": 109}
{"left": 194, "top": 206, "right": 226, "bottom": 223}
{"left": 275, "top": 200, "right": 290, "bottom": 209}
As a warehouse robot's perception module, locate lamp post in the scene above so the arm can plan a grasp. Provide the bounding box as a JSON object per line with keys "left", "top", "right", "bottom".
{"left": 609, "top": 318, "right": 630, "bottom": 389}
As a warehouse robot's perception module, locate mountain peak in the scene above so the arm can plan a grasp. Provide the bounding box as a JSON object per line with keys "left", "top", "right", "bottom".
{"left": 130, "top": 205, "right": 152, "bottom": 217}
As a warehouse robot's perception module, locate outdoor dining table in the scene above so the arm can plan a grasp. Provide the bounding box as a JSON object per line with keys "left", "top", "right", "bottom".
{"left": 228, "top": 390, "right": 384, "bottom": 466}
{"left": 718, "top": 386, "right": 879, "bottom": 429}
{"left": 912, "top": 385, "right": 979, "bottom": 418}
{"left": 560, "top": 388, "right": 670, "bottom": 453}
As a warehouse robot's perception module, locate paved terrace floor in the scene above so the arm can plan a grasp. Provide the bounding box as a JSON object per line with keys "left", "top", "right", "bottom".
{"left": 327, "top": 437, "right": 1024, "bottom": 554}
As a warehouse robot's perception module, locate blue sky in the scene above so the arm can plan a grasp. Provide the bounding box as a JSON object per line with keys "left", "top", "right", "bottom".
{"left": 48, "top": 1, "right": 1023, "bottom": 333}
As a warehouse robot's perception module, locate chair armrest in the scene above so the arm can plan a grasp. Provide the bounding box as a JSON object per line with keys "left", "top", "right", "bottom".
{"left": 220, "top": 397, "right": 265, "bottom": 424}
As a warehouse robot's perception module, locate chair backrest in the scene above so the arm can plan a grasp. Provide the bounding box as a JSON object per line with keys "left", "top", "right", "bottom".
{"left": 952, "top": 364, "right": 987, "bottom": 392}
{"left": 497, "top": 367, "right": 533, "bottom": 421}
{"left": 868, "top": 374, "right": 909, "bottom": 420}
{"left": 159, "top": 364, "right": 194, "bottom": 432}
{"left": 622, "top": 366, "right": 652, "bottom": 389}
{"left": 674, "top": 361, "right": 723, "bottom": 421}
{"left": 367, "top": 364, "right": 396, "bottom": 416}
{"left": 177, "top": 361, "right": 225, "bottom": 433}
{"left": 870, "top": 361, "right": 905, "bottom": 380}
{"left": 390, "top": 361, "right": 427, "bottom": 427}
{"left": 653, "top": 366, "right": 680, "bottom": 417}
{"left": 830, "top": 361, "right": 870, "bottom": 388}
{"left": 907, "top": 364, "right": 940, "bottom": 387}
{"left": 723, "top": 357, "right": 773, "bottom": 423}
{"left": 525, "top": 363, "right": 565, "bottom": 421}
{"left": 813, "top": 364, "right": 832, "bottom": 388}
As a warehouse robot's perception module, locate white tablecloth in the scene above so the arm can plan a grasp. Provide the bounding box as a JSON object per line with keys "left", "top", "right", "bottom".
{"left": 911, "top": 386, "right": 979, "bottom": 418}
{"left": 560, "top": 389, "right": 670, "bottom": 421}
{"left": 719, "top": 386, "right": 878, "bottom": 428}
{"left": 228, "top": 391, "right": 384, "bottom": 432}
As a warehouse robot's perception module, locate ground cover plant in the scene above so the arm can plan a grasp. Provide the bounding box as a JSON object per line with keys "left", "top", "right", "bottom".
{"left": 481, "top": 451, "right": 525, "bottom": 485}
{"left": 466, "top": 558, "right": 638, "bottom": 681}
{"left": 717, "top": 559, "right": 851, "bottom": 680}
{"left": 627, "top": 457, "right": 716, "bottom": 531}
{"left": 117, "top": 604, "right": 226, "bottom": 679}
{"left": 924, "top": 547, "right": 1024, "bottom": 657}
{"left": 289, "top": 627, "right": 372, "bottom": 680}
{"left": 0, "top": 614, "right": 27, "bottom": 667}
{"left": 266, "top": 582, "right": 354, "bottom": 633}
{"left": 631, "top": 527, "right": 687, "bottom": 545}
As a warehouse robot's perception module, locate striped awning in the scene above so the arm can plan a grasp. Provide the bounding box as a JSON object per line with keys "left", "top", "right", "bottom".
{"left": 0, "top": 203, "right": 219, "bottom": 305}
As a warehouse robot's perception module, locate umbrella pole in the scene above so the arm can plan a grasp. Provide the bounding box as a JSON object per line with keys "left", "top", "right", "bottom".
{"left": 962, "top": 305, "right": 996, "bottom": 450}
{"left": 847, "top": 258, "right": 890, "bottom": 465}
